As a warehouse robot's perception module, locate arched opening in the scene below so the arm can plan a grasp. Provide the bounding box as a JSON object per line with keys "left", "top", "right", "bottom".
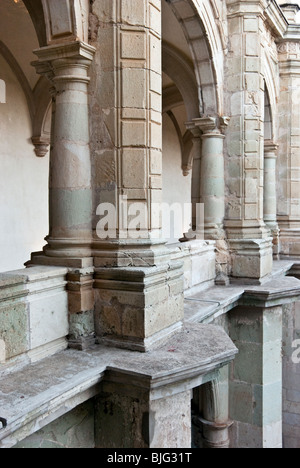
{"left": 162, "top": 0, "right": 222, "bottom": 246}
{"left": 0, "top": 0, "right": 50, "bottom": 272}
{"left": 264, "top": 85, "right": 273, "bottom": 141}
{"left": 162, "top": 1, "right": 201, "bottom": 244}
{"left": 263, "top": 82, "right": 279, "bottom": 254}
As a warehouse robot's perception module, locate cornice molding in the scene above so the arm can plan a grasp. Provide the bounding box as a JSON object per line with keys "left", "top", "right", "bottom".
{"left": 227, "top": 0, "right": 288, "bottom": 37}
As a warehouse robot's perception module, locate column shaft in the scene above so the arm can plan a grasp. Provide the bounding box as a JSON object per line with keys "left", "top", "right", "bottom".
{"left": 201, "top": 133, "right": 226, "bottom": 238}
{"left": 33, "top": 42, "right": 95, "bottom": 264}
{"left": 264, "top": 142, "right": 280, "bottom": 255}
{"left": 192, "top": 117, "right": 227, "bottom": 240}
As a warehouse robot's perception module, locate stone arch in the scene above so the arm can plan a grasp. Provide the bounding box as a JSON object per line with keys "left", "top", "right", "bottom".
{"left": 166, "top": 0, "right": 226, "bottom": 116}
{"left": 264, "top": 85, "right": 273, "bottom": 141}
{"left": 162, "top": 42, "right": 199, "bottom": 176}
{"left": 162, "top": 42, "right": 200, "bottom": 121}
{"left": 32, "top": 78, "right": 52, "bottom": 157}
{"left": 263, "top": 51, "right": 279, "bottom": 143}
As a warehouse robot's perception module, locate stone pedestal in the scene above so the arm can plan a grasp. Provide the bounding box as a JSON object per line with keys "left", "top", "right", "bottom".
{"left": 230, "top": 238, "right": 274, "bottom": 284}
{"left": 94, "top": 262, "right": 184, "bottom": 352}
{"left": 95, "top": 384, "right": 192, "bottom": 449}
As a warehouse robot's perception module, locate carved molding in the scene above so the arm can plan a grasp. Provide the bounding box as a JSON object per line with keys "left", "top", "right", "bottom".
{"left": 192, "top": 116, "right": 230, "bottom": 135}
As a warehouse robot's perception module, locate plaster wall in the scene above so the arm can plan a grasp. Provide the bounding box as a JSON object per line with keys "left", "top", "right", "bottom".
{"left": 0, "top": 55, "right": 49, "bottom": 273}
{"left": 162, "top": 110, "right": 192, "bottom": 244}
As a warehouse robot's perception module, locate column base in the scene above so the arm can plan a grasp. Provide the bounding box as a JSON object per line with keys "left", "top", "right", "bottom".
{"left": 92, "top": 239, "right": 170, "bottom": 267}
{"left": 229, "top": 238, "right": 273, "bottom": 283}
{"left": 27, "top": 254, "right": 96, "bottom": 350}
{"left": 194, "top": 416, "right": 233, "bottom": 448}
{"left": 27, "top": 252, "right": 94, "bottom": 269}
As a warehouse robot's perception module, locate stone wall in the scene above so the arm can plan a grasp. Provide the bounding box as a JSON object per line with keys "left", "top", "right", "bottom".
{"left": 283, "top": 302, "right": 300, "bottom": 448}
{"left": 13, "top": 400, "right": 95, "bottom": 449}
{"left": 0, "top": 266, "right": 68, "bottom": 367}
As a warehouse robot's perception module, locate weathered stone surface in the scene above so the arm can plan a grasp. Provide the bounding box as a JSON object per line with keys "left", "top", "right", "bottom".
{"left": 0, "top": 323, "right": 237, "bottom": 448}
{"left": 13, "top": 401, "right": 95, "bottom": 449}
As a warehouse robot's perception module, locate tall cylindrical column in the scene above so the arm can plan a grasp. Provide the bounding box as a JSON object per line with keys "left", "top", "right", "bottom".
{"left": 193, "top": 117, "right": 228, "bottom": 240}
{"left": 201, "top": 132, "right": 225, "bottom": 238}
{"left": 264, "top": 143, "right": 278, "bottom": 226}
{"left": 264, "top": 142, "right": 279, "bottom": 252}
{"left": 33, "top": 42, "right": 96, "bottom": 262}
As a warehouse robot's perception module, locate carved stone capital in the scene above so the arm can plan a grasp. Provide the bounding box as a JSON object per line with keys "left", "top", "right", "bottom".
{"left": 264, "top": 140, "right": 278, "bottom": 157}
{"left": 193, "top": 116, "right": 219, "bottom": 134}
{"left": 192, "top": 116, "right": 230, "bottom": 136}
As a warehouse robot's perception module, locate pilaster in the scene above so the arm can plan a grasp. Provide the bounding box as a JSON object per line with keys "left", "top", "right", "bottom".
{"left": 277, "top": 35, "right": 300, "bottom": 258}
{"left": 225, "top": 1, "right": 273, "bottom": 280}
{"left": 89, "top": 0, "right": 184, "bottom": 351}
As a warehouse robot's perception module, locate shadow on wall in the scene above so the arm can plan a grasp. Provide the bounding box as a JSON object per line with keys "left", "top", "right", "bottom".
{"left": 0, "top": 79, "right": 5, "bottom": 103}
{"left": 0, "top": 57, "right": 49, "bottom": 273}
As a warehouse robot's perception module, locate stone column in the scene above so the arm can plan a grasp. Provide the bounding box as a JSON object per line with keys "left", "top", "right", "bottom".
{"left": 225, "top": 1, "right": 273, "bottom": 281}
{"left": 193, "top": 369, "right": 232, "bottom": 449}
{"left": 277, "top": 36, "right": 300, "bottom": 258}
{"left": 188, "top": 128, "right": 202, "bottom": 236}
{"left": 32, "top": 42, "right": 95, "bottom": 266}
{"left": 31, "top": 42, "right": 96, "bottom": 350}
{"left": 264, "top": 141, "right": 280, "bottom": 256}
{"left": 90, "top": 0, "right": 184, "bottom": 351}
{"left": 192, "top": 117, "right": 227, "bottom": 240}
{"left": 187, "top": 117, "right": 230, "bottom": 285}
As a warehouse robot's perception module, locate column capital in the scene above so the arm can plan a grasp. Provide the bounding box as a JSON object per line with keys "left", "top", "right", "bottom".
{"left": 33, "top": 41, "right": 96, "bottom": 65}
{"left": 264, "top": 140, "right": 278, "bottom": 157}
{"left": 185, "top": 121, "right": 202, "bottom": 138}
{"left": 192, "top": 116, "right": 230, "bottom": 136}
